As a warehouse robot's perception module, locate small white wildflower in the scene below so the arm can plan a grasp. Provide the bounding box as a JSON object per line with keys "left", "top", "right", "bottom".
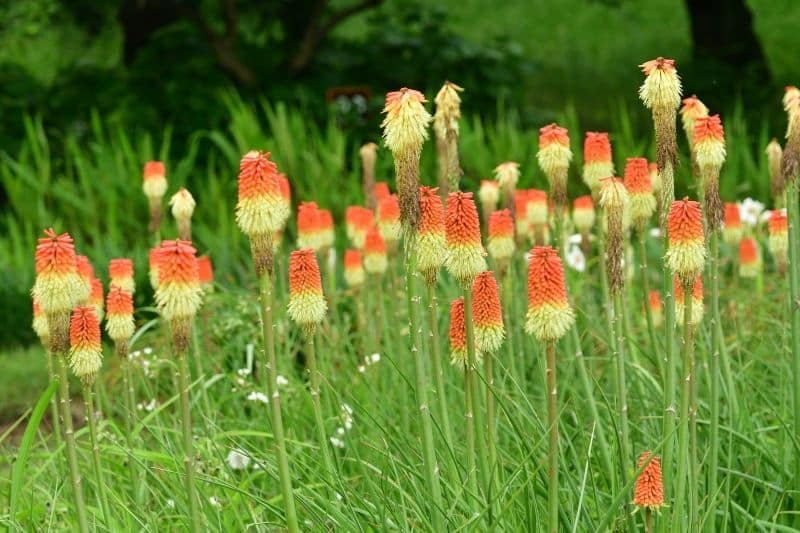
{"left": 335, "top": 492, "right": 343, "bottom": 502}
{"left": 330, "top": 436, "right": 345, "bottom": 449}
{"left": 568, "top": 233, "right": 583, "bottom": 245}
{"left": 131, "top": 350, "right": 141, "bottom": 359}
{"left": 276, "top": 375, "right": 289, "bottom": 386}
{"left": 237, "top": 367, "right": 251, "bottom": 377}
{"left": 236, "top": 377, "right": 246, "bottom": 386}
{"left": 143, "top": 347, "right": 153, "bottom": 355}
{"left": 247, "top": 391, "right": 269, "bottom": 404}
{"left": 358, "top": 365, "right": 366, "bottom": 373}
{"left": 341, "top": 403, "right": 353, "bottom": 416}
{"left": 344, "top": 419, "right": 353, "bottom": 431}
{"left": 370, "top": 353, "right": 381, "bottom": 363}
{"left": 226, "top": 449, "right": 250, "bottom": 470}
{"left": 524, "top": 251, "right": 532, "bottom": 263}
{"left": 337, "top": 427, "right": 345, "bottom": 436}
{"left": 565, "top": 245, "right": 586, "bottom": 272}
{"left": 166, "top": 499, "right": 175, "bottom": 509}
{"left": 739, "top": 198, "right": 764, "bottom": 227}
{"left": 143, "top": 399, "right": 157, "bottom": 412}
{"left": 209, "top": 496, "right": 221, "bottom": 508}
{"left": 649, "top": 227, "right": 662, "bottom": 238}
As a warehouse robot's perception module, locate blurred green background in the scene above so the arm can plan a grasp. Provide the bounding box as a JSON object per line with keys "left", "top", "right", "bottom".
{"left": 1, "top": 0, "right": 797, "bottom": 353}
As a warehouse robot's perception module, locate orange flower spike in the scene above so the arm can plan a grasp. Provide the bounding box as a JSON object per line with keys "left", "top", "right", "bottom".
{"left": 148, "top": 247, "right": 160, "bottom": 290}
{"left": 723, "top": 203, "right": 743, "bottom": 246}
{"left": 287, "top": 249, "right": 327, "bottom": 332}
{"left": 89, "top": 277, "right": 104, "bottom": 322}
{"left": 75, "top": 255, "right": 94, "bottom": 304}
{"left": 32, "top": 299, "right": 49, "bottom": 344}
{"left": 680, "top": 95, "right": 709, "bottom": 148}
{"left": 197, "top": 256, "right": 214, "bottom": 287}
{"left": 448, "top": 298, "right": 471, "bottom": 369}
{"left": 373, "top": 182, "right": 391, "bottom": 203}
{"left": 381, "top": 88, "right": 431, "bottom": 230}
{"left": 235, "top": 150, "right": 290, "bottom": 237}
{"left": 32, "top": 229, "right": 83, "bottom": 315}
{"left": 572, "top": 195, "right": 596, "bottom": 234}
{"left": 582, "top": 132, "right": 614, "bottom": 194}
{"left": 377, "top": 194, "right": 402, "bottom": 248}
{"left": 694, "top": 116, "right": 726, "bottom": 222}
{"left": 633, "top": 452, "right": 665, "bottom": 511}
{"left": 487, "top": 209, "right": 516, "bottom": 263}
{"left": 417, "top": 186, "right": 447, "bottom": 285}
{"left": 354, "top": 207, "right": 374, "bottom": 249}
{"left": 345, "top": 206, "right": 360, "bottom": 243}
{"left": 674, "top": 274, "right": 704, "bottom": 325}
{"left": 69, "top": 306, "right": 103, "bottom": 385}
{"left": 527, "top": 189, "right": 549, "bottom": 226}
{"left": 638, "top": 57, "right": 682, "bottom": 110}
{"left": 109, "top": 258, "right": 135, "bottom": 294}
{"left": 105, "top": 286, "right": 135, "bottom": 344}
{"left": 444, "top": 192, "right": 487, "bottom": 285}
{"left": 648, "top": 290, "right": 663, "bottom": 328}
{"left": 514, "top": 190, "right": 532, "bottom": 240}
{"left": 154, "top": 240, "right": 202, "bottom": 349}
{"left": 317, "top": 209, "right": 335, "bottom": 250}
{"left": 665, "top": 198, "right": 706, "bottom": 285}
{"left": 343, "top": 249, "right": 365, "bottom": 288}
{"left": 364, "top": 226, "right": 388, "bottom": 275}
{"left": 537, "top": 123, "right": 572, "bottom": 205}
{"left": 297, "top": 201, "right": 323, "bottom": 251}
{"left": 768, "top": 210, "right": 789, "bottom": 272}
{"left": 277, "top": 173, "right": 291, "bottom": 209}
{"left": 525, "top": 246, "right": 575, "bottom": 341}
{"left": 624, "top": 157, "right": 656, "bottom": 228}
{"left": 738, "top": 237, "right": 761, "bottom": 279}
{"left": 472, "top": 271, "right": 505, "bottom": 353}
{"left": 143, "top": 161, "right": 168, "bottom": 232}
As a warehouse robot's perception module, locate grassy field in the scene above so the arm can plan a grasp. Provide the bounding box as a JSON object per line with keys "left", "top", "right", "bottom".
{"left": 1, "top": 81, "right": 799, "bottom": 531}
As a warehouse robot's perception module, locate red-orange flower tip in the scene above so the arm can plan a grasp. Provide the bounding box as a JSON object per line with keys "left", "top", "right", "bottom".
{"left": 666, "top": 199, "right": 706, "bottom": 283}
{"left": 738, "top": 237, "right": 761, "bottom": 278}
{"left": 472, "top": 271, "right": 505, "bottom": 353}
{"left": 69, "top": 305, "right": 103, "bottom": 385}
{"left": 235, "top": 150, "right": 289, "bottom": 236}
{"left": 343, "top": 249, "right": 365, "bottom": 288}
{"left": 633, "top": 452, "right": 664, "bottom": 511}
{"left": 525, "top": 246, "right": 574, "bottom": 341}
{"left": 444, "top": 192, "right": 486, "bottom": 284}
{"left": 287, "top": 249, "right": 327, "bottom": 327}
{"left": 364, "top": 226, "right": 388, "bottom": 274}
{"left": 638, "top": 57, "right": 682, "bottom": 110}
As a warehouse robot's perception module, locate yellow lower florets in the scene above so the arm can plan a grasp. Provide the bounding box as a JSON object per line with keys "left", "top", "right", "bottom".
{"left": 524, "top": 303, "right": 575, "bottom": 342}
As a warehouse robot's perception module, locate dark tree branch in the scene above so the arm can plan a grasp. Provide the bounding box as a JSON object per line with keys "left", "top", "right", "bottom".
{"left": 289, "top": 0, "right": 383, "bottom": 75}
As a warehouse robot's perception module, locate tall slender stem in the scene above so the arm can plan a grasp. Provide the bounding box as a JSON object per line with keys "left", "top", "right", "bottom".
{"left": 46, "top": 353, "right": 62, "bottom": 450}
{"left": 464, "top": 367, "right": 479, "bottom": 506}
{"left": 612, "top": 292, "right": 632, "bottom": 490}
{"left": 661, "top": 233, "right": 677, "bottom": 519}
{"left": 463, "top": 287, "right": 492, "bottom": 513}
{"left": 258, "top": 272, "right": 299, "bottom": 533}
{"left": 672, "top": 284, "right": 695, "bottom": 533}
{"left": 545, "top": 341, "right": 559, "bottom": 533}
{"left": 638, "top": 231, "right": 662, "bottom": 377}
{"left": 426, "top": 283, "right": 459, "bottom": 488}
{"left": 304, "top": 330, "right": 337, "bottom": 498}
{"left": 82, "top": 385, "right": 111, "bottom": 522}
{"left": 405, "top": 246, "right": 444, "bottom": 530}
{"left": 191, "top": 325, "right": 212, "bottom": 418}
{"left": 54, "top": 348, "right": 89, "bottom": 533}
{"left": 501, "top": 270, "right": 519, "bottom": 383}
{"left": 121, "top": 353, "right": 140, "bottom": 501}
{"left": 484, "top": 348, "right": 497, "bottom": 490}
{"left": 176, "top": 346, "right": 202, "bottom": 532}
{"left": 787, "top": 182, "right": 800, "bottom": 491}
{"left": 707, "top": 229, "right": 722, "bottom": 530}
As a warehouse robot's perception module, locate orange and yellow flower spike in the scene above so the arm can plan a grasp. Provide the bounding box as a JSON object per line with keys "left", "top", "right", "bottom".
{"left": 666, "top": 198, "right": 706, "bottom": 286}
{"left": 472, "top": 271, "right": 505, "bottom": 353}
{"left": 170, "top": 188, "right": 196, "bottom": 241}
{"left": 680, "top": 95, "right": 708, "bottom": 149}
{"left": 448, "top": 297, "right": 471, "bottom": 369}
{"left": 649, "top": 290, "right": 663, "bottom": 328}
{"left": 537, "top": 123, "right": 572, "bottom": 207}
{"left": 768, "top": 209, "right": 789, "bottom": 273}
{"left": 623, "top": 157, "right": 656, "bottom": 230}
{"left": 738, "top": 237, "right": 761, "bottom": 279}
{"left": 418, "top": 186, "right": 447, "bottom": 285}
{"left": 444, "top": 192, "right": 486, "bottom": 286}
{"left": 32, "top": 229, "right": 83, "bottom": 317}
{"left": 287, "top": 249, "right": 327, "bottom": 333}
{"left": 105, "top": 286, "right": 135, "bottom": 345}
{"left": 583, "top": 132, "right": 614, "bottom": 196}
{"left": 633, "top": 452, "right": 665, "bottom": 512}
{"left": 524, "top": 246, "right": 575, "bottom": 341}
{"left": 344, "top": 249, "right": 365, "bottom": 289}
{"left": 154, "top": 239, "right": 202, "bottom": 350}
{"left": 298, "top": 201, "right": 323, "bottom": 251}
{"left": 572, "top": 195, "right": 596, "bottom": 234}
{"left": 722, "top": 203, "right": 742, "bottom": 246}
{"left": 487, "top": 209, "right": 515, "bottom": 267}
{"left": 89, "top": 277, "right": 104, "bottom": 322}
{"left": 109, "top": 258, "right": 135, "bottom": 294}
{"left": 69, "top": 305, "right": 103, "bottom": 386}
{"left": 364, "top": 226, "right": 388, "bottom": 275}
{"left": 143, "top": 161, "right": 167, "bottom": 232}
{"left": 377, "top": 194, "right": 402, "bottom": 252}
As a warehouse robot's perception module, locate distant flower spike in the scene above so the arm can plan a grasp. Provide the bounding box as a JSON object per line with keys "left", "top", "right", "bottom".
{"left": 377, "top": 195, "right": 402, "bottom": 252}
{"left": 487, "top": 209, "right": 516, "bottom": 272}
{"left": 599, "top": 178, "right": 630, "bottom": 292}
{"left": 89, "top": 277, "right": 104, "bottom": 322}
{"left": 75, "top": 255, "right": 94, "bottom": 305}
{"left": 537, "top": 123, "right": 572, "bottom": 208}
{"left": 624, "top": 158, "right": 656, "bottom": 230}
{"left": 768, "top": 210, "right": 789, "bottom": 274}
{"left": 143, "top": 161, "right": 167, "bottom": 232}
{"left": 109, "top": 258, "right": 135, "bottom": 294}
{"left": 364, "top": 226, "right": 388, "bottom": 275}
{"left": 170, "top": 188, "right": 196, "bottom": 240}
{"left": 343, "top": 249, "right": 365, "bottom": 288}
{"left": 434, "top": 81, "right": 464, "bottom": 193}
{"left": 298, "top": 201, "right": 324, "bottom": 251}
{"left": 572, "top": 195, "right": 596, "bottom": 234}
{"left": 582, "top": 132, "right": 614, "bottom": 196}
{"left": 105, "top": 286, "right": 135, "bottom": 349}
{"left": 722, "top": 203, "right": 742, "bottom": 246}
{"left": 738, "top": 237, "right": 761, "bottom": 279}
{"left": 649, "top": 290, "right": 663, "bottom": 328}
{"left": 766, "top": 139, "right": 784, "bottom": 202}
{"left": 679, "top": 95, "right": 708, "bottom": 149}
{"left": 154, "top": 240, "right": 202, "bottom": 351}
{"left": 287, "top": 249, "right": 327, "bottom": 335}
{"left": 478, "top": 180, "right": 500, "bottom": 219}
{"left": 693, "top": 114, "right": 726, "bottom": 229}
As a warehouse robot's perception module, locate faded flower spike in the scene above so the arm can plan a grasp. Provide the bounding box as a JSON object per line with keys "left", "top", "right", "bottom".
{"left": 105, "top": 286, "right": 135, "bottom": 348}
{"left": 377, "top": 194, "right": 402, "bottom": 252}
{"left": 680, "top": 95, "right": 708, "bottom": 149}
{"left": 417, "top": 186, "right": 447, "bottom": 286}
{"left": 633, "top": 452, "right": 665, "bottom": 511}
{"left": 768, "top": 210, "right": 789, "bottom": 274}
{"left": 738, "top": 237, "right": 761, "bottom": 279}
{"left": 143, "top": 161, "right": 167, "bottom": 232}
{"left": 32, "top": 229, "right": 83, "bottom": 316}
{"left": 360, "top": 142, "right": 378, "bottom": 209}
{"left": 766, "top": 139, "right": 784, "bottom": 202}
{"left": 599, "top": 177, "right": 630, "bottom": 293}
{"left": 694, "top": 114, "right": 726, "bottom": 229}
{"left": 494, "top": 161, "right": 520, "bottom": 212}
{"left": 109, "top": 258, "right": 135, "bottom": 294}
{"left": 154, "top": 239, "right": 202, "bottom": 351}
{"left": 287, "top": 249, "right": 327, "bottom": 335}
{"left": 572, "top": 195, "right": 596, "bottom": 234}
{"left": 444, "top": 192, "right": 487, "bottom": 286}
{"left": 69, "top": 306, "right": 103, "bottom": 386}
{"left": 343, "top": 249, "right": 365, "bottom": 289}
{"left": 170, "top": 188, "right": 196, "bottom": 241}
{"left": 487, "top": 209, "right": 516, "bottom": 268}
{"left": 381, "top": 88, "right": 432, "bottom": 232}
{"left": 723, "top": 203, "right": 743, "bottom": 246}
{"left": 582, "top": 132, "right": 614, "bottom": 196}
{"left": 525, "top": 246, "right": 575, "bottom": 342}
{"left": 674, "top": 274, "right": 704, "bottom": 325}
{"left": 472, "top": 271, "right": 505, "bottom": 353}
{"left": 666, "top": 198, "right": 706, "bottom": 286}
{"left": 537, "top": 123, "right": 572, "bottom": 207}
{"left": 364, "top": 226, "right": 388, "bottom": 275}
{"left": 638, "top": 57, "right": 682, "bottom": 110}
{"left": 623, "top": 158, "right": 656, "bottom": 230}
{"left": 434, "top": 81, "right": 464, "bottom": 193}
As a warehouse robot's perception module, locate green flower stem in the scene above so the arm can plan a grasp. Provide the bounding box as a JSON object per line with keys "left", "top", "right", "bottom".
{"left": 612, "top": 291, "right": 632, "bottom": 490}
{"left": 788, "top": 182, "right": 800, "bottom": 489}
{"left": 545, "top": 341, "right": 559, "bottom": 533}
{"left": 304, "top": 329, "right": 338, "bottom": 499}
{"left": 54, "top": 346, "right": 89, "bottom": 533}
{"left": 82, "top": 385, "right": 111, "bottom": 522}
{"left": 463, "top": 286, "right": 492, "bottom": 515}
{"left": 638, "top": 231, "right": 662, "bottom": 378}
{"left": 426, "top": 283, "right": 460, "bottom": 489}
{"left": 464, "top": 365, "right": 479, "bottom": 507}
{"left": 121, "top": 351, "right": 141, "bottom": 502}
{"left": 176, "top": 342, "right": 202, "bottom": 532}
{"left": 706, "top": 228, "right": 722, "bottom": 530}
{"left": 258, "top": 271, "right": 299, "bottom": 533}
{"left": 660, "top": 250, "right": 677, "bottom": 524}
{"left": 405, "top": 245, "right": 444, "bottom": 530}
{"left": 191, "top": 324, "right": 212, "bottom": 418}
{"left": 672, "top": 282, "right": 695, "bottom": 533}
{"left": 501, "top": 268, "right": 519, "bottom": 383}
{"left": 46, "top": 353, "right": 63, "bottom": 451}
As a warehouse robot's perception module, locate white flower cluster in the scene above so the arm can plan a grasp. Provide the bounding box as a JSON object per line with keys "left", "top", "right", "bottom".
{"left": 357, "top": 352, "right": 381, "bottom": 373}
{"left": 330, "top": 403, "right": 354, "bottom": 449}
